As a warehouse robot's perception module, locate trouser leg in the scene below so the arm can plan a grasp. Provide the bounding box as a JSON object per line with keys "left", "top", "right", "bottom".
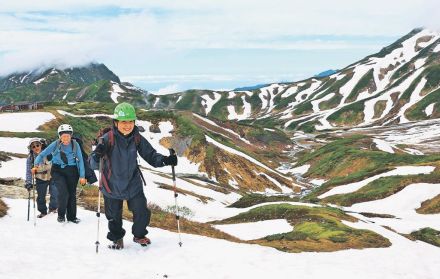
{"left": 36, "top": 179, "right": 49, "bottom": 214}
{"left": 104, "top": 195, "right": 125, "bottom": 241}
{"left": 48, "top": 179, "right": 58, "bottom": 210}
{"left": 51, "top": 171, "right": 68, "bottom": 218}
{"left": 65, "top": 166, "right": 79, "bottom": 221}
{"left": 127, "top": 191, "right": 150, "bottom": 238}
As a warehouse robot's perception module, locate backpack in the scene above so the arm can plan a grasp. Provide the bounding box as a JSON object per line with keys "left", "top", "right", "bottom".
{"left": 93, "top": 126, "right": 146, "bottom": 192}
{"left": 52, "top": 135, "right": 98, "bottom": 184}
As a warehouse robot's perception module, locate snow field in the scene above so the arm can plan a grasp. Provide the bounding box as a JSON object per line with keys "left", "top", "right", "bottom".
{"left": 347, "top": 183, "right": 440, "bottom": 234}
{"left": 0, "top": 112, "right": 55, "bottom": 132}
{"left": 2, "top": 198, "right": 440, "bottom": 279}
{"left": 213, "top": 219, "right": 292, "bottom": 240}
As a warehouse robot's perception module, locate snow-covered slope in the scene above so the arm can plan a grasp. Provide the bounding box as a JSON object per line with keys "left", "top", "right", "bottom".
{"left": 144, "top": 28, "right": 440, "bottom": 132}
{"left": 1, "top": 198, "right": 440, "bottom": 279}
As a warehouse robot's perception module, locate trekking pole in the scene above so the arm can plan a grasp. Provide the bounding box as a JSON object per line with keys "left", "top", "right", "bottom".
{"left": 95, "top": 137, "right": 103, "bottom": 254}
{"left": 28, "top": 155, "right": 33, "bottom": 222}
{"left": 169, "top": 149, "right": 183, "bottom": 247}
{"left": 27, "top": 189, "right": 31, "bottom": 221}
{"left": 32, "top": 173, "right": 36, "bottom": 226}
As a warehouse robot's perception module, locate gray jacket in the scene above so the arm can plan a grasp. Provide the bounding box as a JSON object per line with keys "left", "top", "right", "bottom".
{"left": 90, "top": 126, "right": 167, "bottom": 200}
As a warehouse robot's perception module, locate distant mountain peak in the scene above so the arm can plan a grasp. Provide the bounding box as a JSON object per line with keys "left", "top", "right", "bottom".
{"left": 0, "top": 63, "right": 146, "bottom": 105}
{"left": 314, "top": 69, "right": 338, "bottom": 78}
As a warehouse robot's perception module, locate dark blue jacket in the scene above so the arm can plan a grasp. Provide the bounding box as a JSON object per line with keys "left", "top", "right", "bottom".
{"left": 90, "top": 126, "right": 167, "bottom": 200}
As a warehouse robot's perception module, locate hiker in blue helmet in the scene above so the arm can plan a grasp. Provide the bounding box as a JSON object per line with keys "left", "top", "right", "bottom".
{"left": 90, "top": 102, "right": 177, "bottom": 249}
{"left": 34, "top": 124, "right": 86, "bottom": 224}
{"left": 25, "top": 138, "right": 58, "bottom": 218}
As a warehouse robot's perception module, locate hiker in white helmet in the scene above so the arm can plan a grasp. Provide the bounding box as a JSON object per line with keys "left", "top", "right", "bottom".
{"left": 34, "top": 124, "right": 86, "bottom": 224}
{"left": 25, "top": 138, "right": 58, "bottom": 218}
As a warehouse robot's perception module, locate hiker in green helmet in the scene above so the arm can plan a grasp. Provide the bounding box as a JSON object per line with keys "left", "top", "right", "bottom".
{"left": 90, "top": 102, "right": 178, "bottom": 249}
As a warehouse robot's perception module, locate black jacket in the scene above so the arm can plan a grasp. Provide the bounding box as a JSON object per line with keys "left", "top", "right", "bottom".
{"left": 90, "top": 126, "right": 167, "bottom": 200}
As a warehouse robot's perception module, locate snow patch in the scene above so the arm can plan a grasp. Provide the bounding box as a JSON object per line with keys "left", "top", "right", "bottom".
{"left": 339, "top": 65, "right": 371, "bottom": 104}
{"left": 0, "top": 137, "right": 33, "bottom": 154}
{"left": 33, "top": 77, "right": 46, "bottom": 84}
{"left": 214, "top": 219, "right": 292, "bottom": 240}
{"left": 363, "top": 67, "right": 425, "bottom": 124}
{"left": 0, "top": 157, "right": 27, "bottom": 179}
{"left": 109, "top": 82, "right": 125, "bottom": 103}
{"left": 255, "top": 171, "right": 291, "bottom": 193}
{"left": 0, "top": 112, "right": 55, "bottom": 132}
{"left": 288, "top": 164, "right": 310, "bottom": 174}
{"left": 227, "top": 96, "right": 252, "bottom": 120}
{"left": 425, "top": 103, "right": 435, "bottom": 116}
{"left": 404, "top": 148, "right": 424, "bottom": 155}
{"left": 319, "top": 166, "right": 435, "bottom": 199}
{"left": 137, "top": 120, "right": 201, "bottom": 175}
{"left": 281, "top": 86, "right": 298, "bottom": 98}
{"left": 414, "top": 58, "right": 427, "bottom": 69}
{"left": 193, "top": 114, "right": 251, "bottom": 144}
{"left": 310, "top": 179, "right": 327, "bottom": 186}
{"left": 398, "top": 77, "right": 428, "bottom": 123}
{"left": 373, "top": 139, "right": 395, "bottom": 153}
{"left": 311, "top": 93, "right": 334, "bottom": 112}
{"left": 347, "top": 183, "right": 440, "bottom": 233}
{"left": 201, "top": 92, "right": 222, "bottom": 115}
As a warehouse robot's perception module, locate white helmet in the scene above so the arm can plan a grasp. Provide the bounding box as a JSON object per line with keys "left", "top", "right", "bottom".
{"left": 28, "top": 138, "right": 42, "bottom": 149}
{"left": 57, "top": 124, "right": 73, "bottom": 136}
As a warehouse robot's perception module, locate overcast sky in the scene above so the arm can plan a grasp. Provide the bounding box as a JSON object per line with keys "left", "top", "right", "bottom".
{"left": 1, "top": 0, "right": 439, "bottom": 93}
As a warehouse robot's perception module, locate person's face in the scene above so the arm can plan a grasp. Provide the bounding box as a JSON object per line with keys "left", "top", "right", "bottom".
{"left": 60, "top": 133, "right": 72, "bottom": 145}
{"left": 116, "top": 120, "right": 135, "bottom": 135}
{"left": 30, "top": 142, "right": 42, "bottom": 154}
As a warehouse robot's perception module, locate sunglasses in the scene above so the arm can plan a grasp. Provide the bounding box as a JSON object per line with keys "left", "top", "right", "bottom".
{"left": 31, "top": 143, "right": 41, "bottom": 149}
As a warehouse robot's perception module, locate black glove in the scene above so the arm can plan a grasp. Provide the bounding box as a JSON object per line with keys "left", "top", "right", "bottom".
{"left": 163, "top": 150, "right": 178, "bottom": 166}
{"left": 25, "top": 183, "right": 33, "bottom": 190}
{"left": 94, "top": 143, "right": 106, "bottom": 158}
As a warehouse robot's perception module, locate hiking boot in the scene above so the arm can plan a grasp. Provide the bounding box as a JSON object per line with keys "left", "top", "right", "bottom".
{"left": 133, "top": 236, "right": 151, "bottom": 246}
{"left": 57, "top": 216, "right": 65, "bottom": 223}
{"left": 108, "top": 238, "right": 124, "bottom": 250}
{"left": 68, "top": 218, "right": 81, "bottom": 224}
{"left": 37, "top": 213, "right": 47, "bottom": 218}
{"left": 49, "top": 208, "right": 57, "bottom": 214}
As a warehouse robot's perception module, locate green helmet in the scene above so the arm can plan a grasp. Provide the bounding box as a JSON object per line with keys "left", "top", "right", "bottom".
{"left": 113, "top": 102, "right": 136, "bottom": 121}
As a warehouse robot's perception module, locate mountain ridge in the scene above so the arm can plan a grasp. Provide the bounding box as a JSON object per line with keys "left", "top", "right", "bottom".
{"left": 144, "top": 28, "right": 440, "bottom": 131}
{"left": 1, "top": 28, "right": 439, "bottom": 132}
{"left": 0, "top": 63, "right": 147, "bottom": 105}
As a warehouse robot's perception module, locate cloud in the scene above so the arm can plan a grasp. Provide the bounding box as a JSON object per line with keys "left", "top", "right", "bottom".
{"left": 0, "top": 0, "right": 439, "bottom": 76}
{"left": 151, "top": 84, "right": 181, "bottom": 95}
